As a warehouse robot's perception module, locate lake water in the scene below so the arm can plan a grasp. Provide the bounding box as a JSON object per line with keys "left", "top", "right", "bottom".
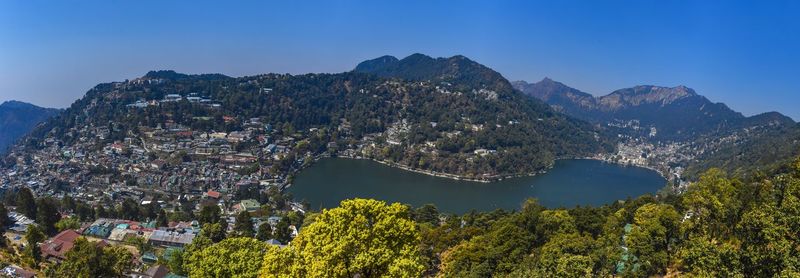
{"left": 289, "top": 158, "right": 666, "bottom": 213}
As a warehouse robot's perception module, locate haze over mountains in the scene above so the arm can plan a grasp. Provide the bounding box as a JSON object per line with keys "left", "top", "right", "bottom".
{"left": 0, "top": 100, "right": 60, "bottom": 153}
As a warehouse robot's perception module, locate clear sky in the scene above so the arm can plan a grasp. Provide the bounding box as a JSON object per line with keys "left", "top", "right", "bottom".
{"left": 1, "top": 1, "right": 798, "bottom": 119}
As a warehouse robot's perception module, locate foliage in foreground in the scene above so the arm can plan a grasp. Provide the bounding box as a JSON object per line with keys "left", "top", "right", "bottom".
{"left": 260, "top": 198, "right": 425, "bottom": 277}
{"left": 47, "top": 237, "right": 132, "bottom": 277}
{"left": 27, "top": 157, "right": 800, "bottom": 277}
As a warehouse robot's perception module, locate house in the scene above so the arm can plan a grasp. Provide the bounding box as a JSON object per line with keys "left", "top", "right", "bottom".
{"left": 8, "top": 212, "right": 34, "bottom": 233}
{"left": 40, "top": 229, "right": 82, "bottom": 261}
{"left": 233, "top": 199, "right": 261, "bottom": 213}
{"left": 267, "top": 216, "right": 282, "bottom": 226}
{"left": 164, "top": 94, "right": 182, "bottom": 102}
{"left": 148, "top": 229, "right": 195, "bottom": 247}
{"left": 205, "top": 190, "right": 221, "bottom": 199}
{"left": 145, "top": 264, "right": 170, "bottom": 278}
{"left": 0, "top": 265, "right": 35, "bottom": 278}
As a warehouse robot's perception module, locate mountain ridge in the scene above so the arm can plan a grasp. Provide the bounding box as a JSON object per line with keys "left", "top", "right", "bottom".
{"left": 0, "top": 100, "right": 61, "bottom": 153}
{"left": 5, "top": 55, "right": 611, "bottom": 181}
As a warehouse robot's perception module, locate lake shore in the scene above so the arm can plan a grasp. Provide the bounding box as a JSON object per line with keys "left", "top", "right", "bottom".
{"left": 286, "top": 152, "right": 668, "bottom": 188}
{"left": 288, "top": 158, "right": 668, "bottom": 212}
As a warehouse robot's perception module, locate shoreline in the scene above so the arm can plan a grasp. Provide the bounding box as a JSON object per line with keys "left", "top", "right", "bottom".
{"left": 283, "top": 153, "right": 670, "bottom": 189}
{"left": 337, "top": 155, "right": 549, "bottom": 183}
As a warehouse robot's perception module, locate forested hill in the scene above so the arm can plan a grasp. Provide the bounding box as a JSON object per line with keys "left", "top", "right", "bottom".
{"left": 10, "top": 55, "right": 612, "bottom": 180}
{"left": 0, "top": 101, "right": 60, "bottom": 153}
{"left": 354, "top": 53, "right": 516, "bottom": 93}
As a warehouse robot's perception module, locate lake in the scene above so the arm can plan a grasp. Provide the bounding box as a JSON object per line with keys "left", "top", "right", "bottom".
{"left": 289, "top": 158, "right": 666, "bottom": 213}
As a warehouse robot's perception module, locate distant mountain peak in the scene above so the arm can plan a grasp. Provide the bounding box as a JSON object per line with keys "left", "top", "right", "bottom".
{"left": 1, "top": 100, "right": 34, "bottom": 108}
{"left": 0, "top": 100, "right": 57, "bottom": 110}
{"left": 606, "top": 85, "right": 699, "bottom": 107}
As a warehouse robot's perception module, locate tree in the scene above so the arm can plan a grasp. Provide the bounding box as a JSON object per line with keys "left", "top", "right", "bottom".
{"left": 677, "top": 234, "right": 741, "bottom": 277}
{"left": 61, "top": 196, "right": 77, "bottom": 212}
{"left": 414, "top": 204, "right": 440, "bottom": 226}
{"left": 36, "top": 197, "right": 62, "bottom": 236}
{"left": 535, "top": 209, "right": 577, "bottom": 244}
{"left": 736, "top": 202, "right": 792, "bottom": 277}
{"left": 438, "top": 218, "right": 533, "bottom": 277}
{"left": 198, "top": 204, "right": 221, "bottom": 225}
{"left": 156, "top": 209, "right": 169, "bottom": 228}
{"left": 261, "top": 198, "right": 425, "bottom": 278}
{"left": 625, "top": 203, "right": 680, "bottom": 277}
{"left": 202, "top": 223, "right": 227, "bottom": 243}
{"left": 55, "top": 217, "right": 81, "bottom": 232}
{"left": 232, "top": 210, "right": 255, "bottom": 238}
{"left": 527, "top": 232, "right": 598, "bottom": 277}
{"left": 256, "top": 222, "right": 273, "bottom": 241}
{"left": 165, "top": 248, "right": 186, "bottom": 276}
{"left": 49, "top": 237, "right": 133, "bottom": 277}
{"left": 25, "top": 224, "right": 46, "bottom": 261}
{"left": 125, "top": 236, "right": 153, "bottom": 254}
{"left": 117, "top": 198, "right": 140, "bottom": 221}
{"left": 16, "top": 187, "right": 37, "bottom": 219}
{"left": 185, "top": 237, "right": 274, "bottom": 278}
{"left": 682, "top": 169, "right": 740, "bottom": 237}
{"left": 273, "top": 217, "right": 291, "bottom": 243}
{"left": 0, "top": 203, "right": 11, "bottom": 230}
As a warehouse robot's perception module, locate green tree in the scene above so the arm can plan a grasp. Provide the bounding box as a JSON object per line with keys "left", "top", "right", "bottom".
{"left": 256, "top": 222, "right": 273, "bottom": 241}
{"left": 413, "top": 204, "right": 440, "bottom": 226}
{"left": 16, "top": 187, "right": 37, "bottom": 219}
{"left": 156, "top": 209, "right": 169, "bottom": 228}
{"left": 534, "top": 232, "right": 598, "bottom": 277}
{"left": 165, "top": 248, "right": 186, "bottom": 276}
{"left": 677, "top": 235, "right": 742, "bottom": 277}
{"left": 261, "top": 198, "right": 424, "bottom": 278}
{"left": 737, "top": 202, "right": 792, "bottom": 277}
{"left": 625, "top": 203, "right": 680, "bottom": 277}
{"left": 50, "top": 237, "right": 133, "bottom": 277}
{"left": 438, "top": 218, "right": 533, "bottom": 277}
{"left": 25, "top": 224, "right": 46, "bottom": 261}
{"left": 202, "top": 222, "right": 227, "bottom": 243}
{"left": 232, "top": 210, "right": 255, "bottom": 238}
{"left": 36, "top": 197, "right": 62, "bottom": 236}
{"left": 682, "top": 169, "right": 740, "bottom": 237}
{"left": 273, "top": 217, "right": 291, "bottom": 243}
{"left": 125, "top": 236, "right": 153, "bottom": 254}
{"left": 198, "top": 204, "right": 222, "bottom": 225}
{"left": 535, "top": 209, "right": 577, "bottom": 244}
{"left": 0, "top": 203, "right": 10, "bottom": 229}
{"left": 55, "top": 217, "right": 81, "bottom": 232}
{"left": 185, "top": 237, "right": 274, "bottom": 278}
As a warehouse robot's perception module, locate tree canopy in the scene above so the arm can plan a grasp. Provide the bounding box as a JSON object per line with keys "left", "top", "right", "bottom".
{"left": 261, "top": 198, "right": 425, "bottom": 278}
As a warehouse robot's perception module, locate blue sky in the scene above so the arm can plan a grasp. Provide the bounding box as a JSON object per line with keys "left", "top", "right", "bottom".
{"left": 1, "top": 1, "right": 798, "bottom": 119}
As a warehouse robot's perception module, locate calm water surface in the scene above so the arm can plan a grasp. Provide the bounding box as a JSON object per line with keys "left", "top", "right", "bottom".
{"left": 289, "top": 158, "right": 666, "bottom": 213}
